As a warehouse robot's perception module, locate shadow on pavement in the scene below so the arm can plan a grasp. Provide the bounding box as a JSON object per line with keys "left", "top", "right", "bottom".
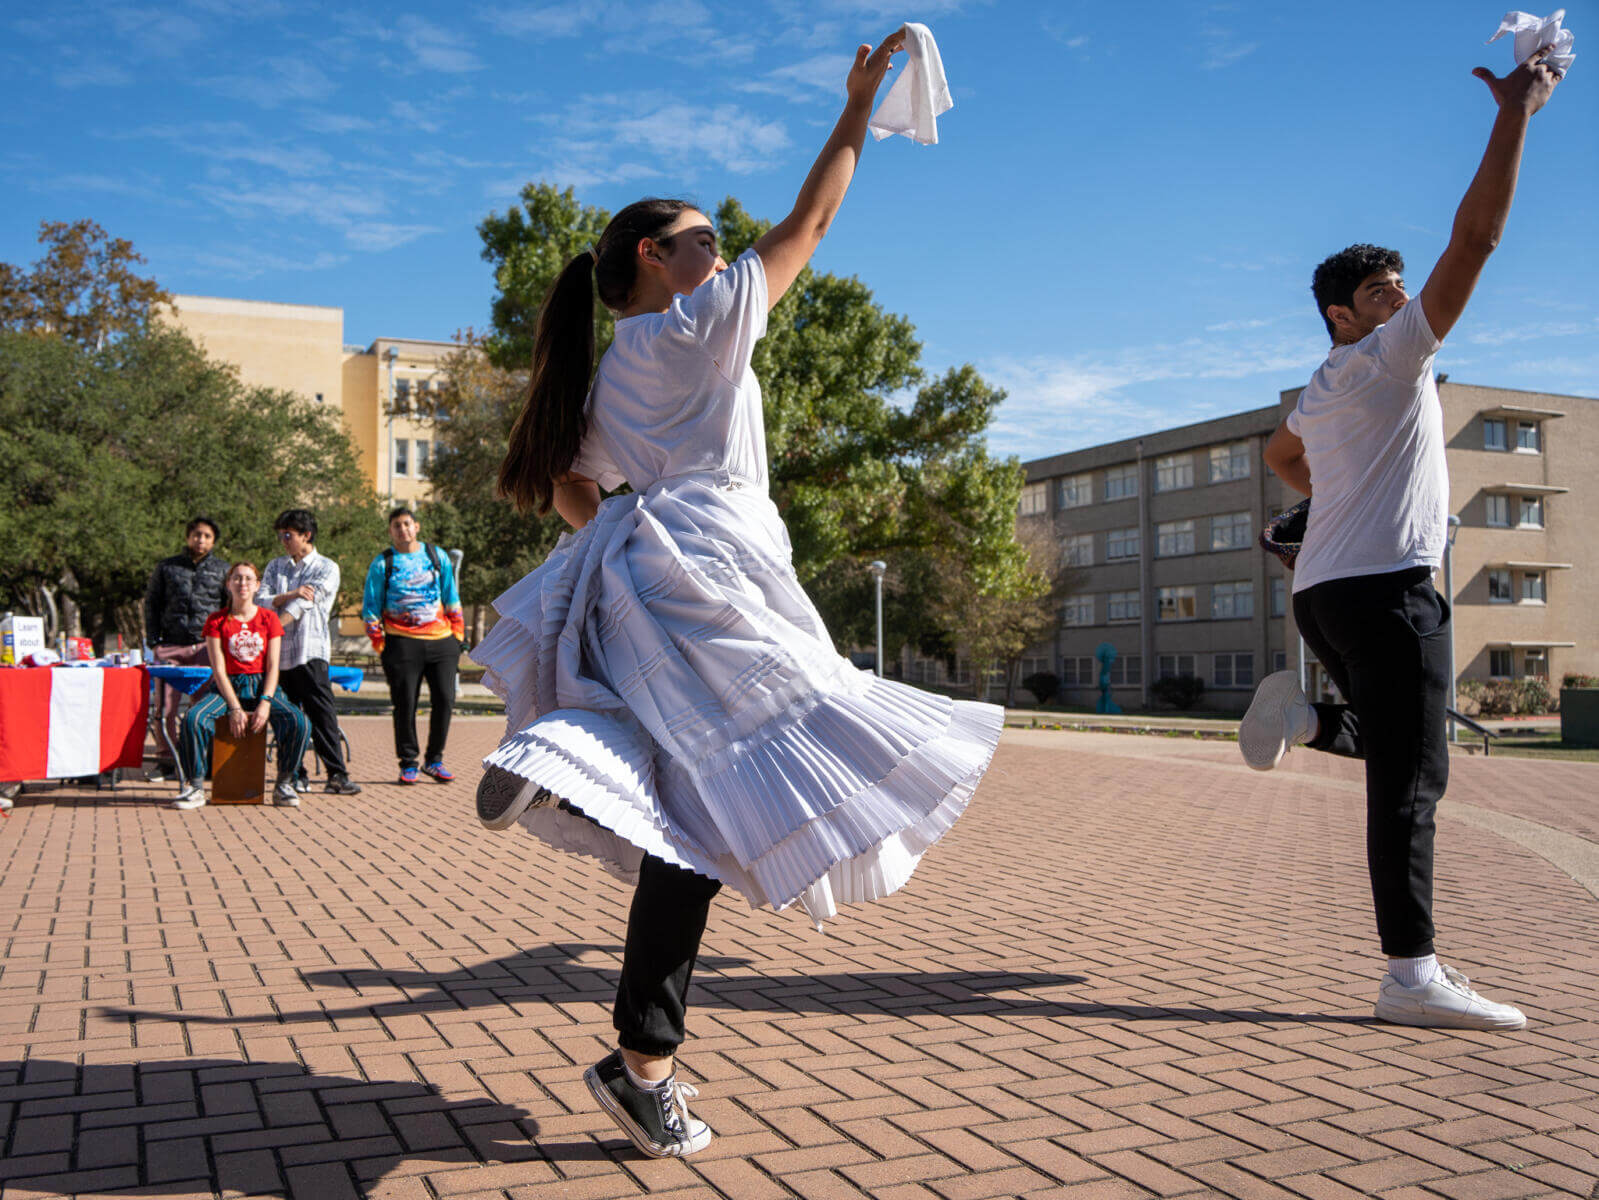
{"left": 0, "top": 1057, "right": 606, "bottom": 1197}
{"left": 98, "top": 944, "right": 1364, "bottom": 1027}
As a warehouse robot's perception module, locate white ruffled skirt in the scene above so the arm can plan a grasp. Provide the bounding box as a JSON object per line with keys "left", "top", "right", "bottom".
{"left": 472, "top": 473, "right": 1003, "bottom": 923}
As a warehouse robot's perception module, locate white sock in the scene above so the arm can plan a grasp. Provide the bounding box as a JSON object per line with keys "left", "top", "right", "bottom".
{"left": 1389, "top": 954, "right": 1441, "bottom": 988}
{"left": 622, "top": 1059, "right": 672, "bottom": 1093}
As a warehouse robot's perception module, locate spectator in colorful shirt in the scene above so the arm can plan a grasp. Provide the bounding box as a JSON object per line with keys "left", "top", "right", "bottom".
{"left": 173, "top": 561, "right": 312, "bottom": 811}
{"left": 143, "top": 516, "right": 229, "bottom": 779}
{"left": 361, "top": 507, "right": 464, "bottom": 784}
{"left": 259, "top": 508, "right": 360, "bottom": 796}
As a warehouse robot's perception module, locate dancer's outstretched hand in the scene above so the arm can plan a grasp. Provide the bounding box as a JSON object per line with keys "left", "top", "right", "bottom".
{"left": 846, "top": 28, "right": 906, "bottom": 106}
{"left": 1473, "top": 44, "right": 1564, "bottom": 116}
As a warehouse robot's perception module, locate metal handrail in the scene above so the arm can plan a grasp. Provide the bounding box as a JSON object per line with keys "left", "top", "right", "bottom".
{"left": 1446, "top": 707, "right": 1498, "bottom": 756}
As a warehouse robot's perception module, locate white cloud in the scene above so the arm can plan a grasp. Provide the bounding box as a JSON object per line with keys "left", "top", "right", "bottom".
{"left": 203, "top": 59, "right": 337, "bottom": 108}
{"left": 981, "top": 333, "right": 1325, "bottom": 456}
{"left": 184, "top": 245, "right": 350, "bottom": 279}
{"left": 106, "top": 6, "right": 207, "bottom": 57}
{"left": 537, "top": 93, "right": 790, "bottom": 176}
{"left": 736, "top": 53, "right": 852, "bottom": 101}
{"left": 122, "top": 122, "right": 334, "bottom": 177}
{"left": 301, "top": 112, "right": 377, "bottom": 135}
{"left": 1466, "top": 318, "right": 1598, "bottom": 347}
{"left": 197, "top": 179, "right": 388, "bottom": 225}
{"left": 1199, "top": 26, "right": 1258, "bottom": 70}
{"left": 480, "top": 1, "right": 605, "bottom": 39}
{"left": 54, "top": 61, "right": 134, "bottom": 88}
{"left": 344, "top": 222, "right": 443, "bottom": 252}
{"left": 396, "top": 15, "right": 483, "bottom": 73}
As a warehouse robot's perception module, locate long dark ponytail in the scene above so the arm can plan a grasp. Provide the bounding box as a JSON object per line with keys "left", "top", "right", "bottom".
{"left": 498, "top": 197, "right": 695, "bottom": 514}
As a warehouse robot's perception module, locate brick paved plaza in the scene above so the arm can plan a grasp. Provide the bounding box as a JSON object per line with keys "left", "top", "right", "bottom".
{"left": 2, "top": 717, "right": 1596, "bottom": 1199}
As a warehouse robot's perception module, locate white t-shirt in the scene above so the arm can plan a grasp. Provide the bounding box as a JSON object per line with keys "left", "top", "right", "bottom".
{"left": 1286, "top": 297, "right": 1448, "bottom": 593}
{"left": 573, "top": 249, "right": 770, "bottom": 493}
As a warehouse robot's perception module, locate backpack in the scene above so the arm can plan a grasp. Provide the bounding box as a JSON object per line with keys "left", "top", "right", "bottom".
{"left": 382, "top": 543, "right": 445, "bottom": 606}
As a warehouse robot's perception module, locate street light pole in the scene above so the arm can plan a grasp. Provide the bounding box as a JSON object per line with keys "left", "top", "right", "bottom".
{"left": 868, "top": 561, "right": 887, "bottom": 678}
{"left": 1444, "top": 514, "right": 1461, "bottom": 742}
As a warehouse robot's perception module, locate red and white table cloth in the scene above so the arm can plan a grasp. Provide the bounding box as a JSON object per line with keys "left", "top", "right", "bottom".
{"left": 0, "top": 666, "right": 149, "bottom": 781}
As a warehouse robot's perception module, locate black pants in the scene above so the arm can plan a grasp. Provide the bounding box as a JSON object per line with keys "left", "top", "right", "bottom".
{"left": 279, "top": 660, "right": 348, "bottom": 777}
{"left": 614, "top": 855, "right": 722, "bottom": 1056}
{"left": 380, "top": 636, "right": 459, "bottom": 769}
{"left": 1294, "top": 566, "right": 1447, "bottom": 958}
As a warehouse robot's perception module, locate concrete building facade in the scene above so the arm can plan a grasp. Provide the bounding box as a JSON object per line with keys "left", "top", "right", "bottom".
{"left": 166, "top": 296, "right": 454, "bottom": 511}
{"left": 1000, "top": 380, "right": 1596, "bottom": 712}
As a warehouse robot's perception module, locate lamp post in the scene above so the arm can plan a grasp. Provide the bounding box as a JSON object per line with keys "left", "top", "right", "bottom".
{"left": 1444, "top": 513, "right": 1461, "bottom": 742}
{"left": 868, "top": 560, "right": 887, "bottom": 678}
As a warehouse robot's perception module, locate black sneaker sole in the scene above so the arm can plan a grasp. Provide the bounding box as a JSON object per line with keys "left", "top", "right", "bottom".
{"left": 475, "top": 764, "right": 550, "bottom": 830}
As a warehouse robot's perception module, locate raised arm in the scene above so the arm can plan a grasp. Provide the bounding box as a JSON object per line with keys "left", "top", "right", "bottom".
{"left": 753, "top": 29, "right": 905, "bottom": 310}
{"left": 1418, "top": 48, "right": 1563, "bottom": 343}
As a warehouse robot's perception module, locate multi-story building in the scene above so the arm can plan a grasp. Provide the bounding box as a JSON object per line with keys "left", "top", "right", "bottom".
{"left": 164, "top": 295, "right": 455, "bottom": 510}
{"left": 977, "top": 381, "right": 1596, "bottom": 712}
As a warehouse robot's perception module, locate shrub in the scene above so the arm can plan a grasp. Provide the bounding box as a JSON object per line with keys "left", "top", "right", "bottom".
{"left": 1456, "top": 679, "right": 1486, "bottom": 717}
{"left": 1021, "top": 671, "right": 1059, "bottom": 705}
{"left": 1463, "top": 677, "right": 1557, "bottom": 716}
{"left": 1563, "top": 673, "right": 1599, "bottom": 689}
{"left": 1151, "top": 674, "right": 1205, "bottom": 710}
{"left": 1512, "top": 677, "right": 1554, "bottom": 715}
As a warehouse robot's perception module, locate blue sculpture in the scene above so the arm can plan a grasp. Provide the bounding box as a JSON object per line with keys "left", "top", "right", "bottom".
{"left": 1094, "top": 642, "right": 1121, "bottom": 714}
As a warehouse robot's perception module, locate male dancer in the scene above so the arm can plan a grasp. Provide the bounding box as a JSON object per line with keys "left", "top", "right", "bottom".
{"left": 1241, "top": 47, "right": 1563, "bottom": 1030}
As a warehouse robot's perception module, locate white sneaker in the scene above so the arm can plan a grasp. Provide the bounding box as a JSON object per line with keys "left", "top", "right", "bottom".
{"left": 1239, "top": 670, "right": 1312, "bottom": 770}
{"left": 273, "top": 779, "right": 301, "bottom": 807}
{"left": 171, "top": 783, "right": 207, "bottom": 811}
{"left": 1375, "top": 964, "right": 1526, "bottom": 1031}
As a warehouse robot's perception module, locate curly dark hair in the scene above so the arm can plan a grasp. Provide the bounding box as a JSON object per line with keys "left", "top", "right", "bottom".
{"left": 1311, "top": 244, "right": 1405, "bottom": 340}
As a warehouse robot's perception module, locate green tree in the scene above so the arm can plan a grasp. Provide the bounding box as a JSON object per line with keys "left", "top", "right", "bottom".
{"left": 0, "top": 327, "right": 382, "bottom": 647}
{"left": 0, "top": 219, "right": 170, "bottom": 348}
{"left": 451, "top": 182, "right": 1029, "bottom": 664}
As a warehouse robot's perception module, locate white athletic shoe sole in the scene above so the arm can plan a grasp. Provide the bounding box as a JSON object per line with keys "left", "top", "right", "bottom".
{"left": 475, "top": 764, "right": 551, "bottom": 830}
{"left": 1238, "top": 670, "right": 1309, "bottom": 771}
{"left": 1374, "top": 965, "right": 1527, "bottom": 1031}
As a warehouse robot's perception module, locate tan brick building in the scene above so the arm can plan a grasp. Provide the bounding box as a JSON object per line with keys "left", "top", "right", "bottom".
{"left": 983, "top": 381, "right": 1596, "bottom": 712}
{"left": 165, "top": 296, "right": 455, "bottom": 510}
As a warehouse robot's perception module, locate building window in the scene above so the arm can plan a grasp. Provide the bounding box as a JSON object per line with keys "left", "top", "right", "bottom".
{"left": 1486, "top": 494, "right": 1510, "bottom": 527}
{"left": 415, "top": 439, "right": 431, "bottom": 479}
{"left": 1488, "top": 568, "right": 1513, "bottom": 603}
{"left": 1519, "top": 496, "right": 1544, "bottom": 528}
{"left": 1061, "top": 656, "right": 1094, "bottom": 686}
{"left": 1157, "top": 586, "right": 1197, "bottom": 621}
{"left": 1483, "top": 418, "right": 1507, "bottom": 451}
{"left": 1104, "top": 464, "right": 1138, "bottom": 501}
{"left": 1210, "top": 511, "right": 1252, "bottom": 551}
{"left": 1107, "top": 527, "right": 1141, "bottom": 559}
{"left": 1063, "top": 534, "right": 1094, "bottom": 567}
{"left": 394, "top": 439, "right": 409, "bottom": 476}
{"left": 1106, "top": 590, "right": 1141, "bottom": 622}
{"left": 1522, "top": 571, "right": 1545, "bottom": 603}
{"left": 1270, "top": 577, "right": 1286, "bottom": 617}
{"left": 1019, "top": 482, "right": 1048, "bottom": 516}
{"left": 1157, "top": 653, "right": 1197, "bottom": 680}
{"left": 1208, "top": 441, "right": 1251, "bottom": 482}
{"left": 1516, "top": 421, "right": 1541, "bottom": 453}
{"left": 1489, "top": 648, "right": 1513, "bottom": 678}
{"left": 315, "top": 392, "right": 325, "bottom": 404}
{"left": 1154, "top": 453, "right": 1193, "bottom": 492}
{"left": 1524, "top": 648, "right": 1548, "bottom": 677}
{"left": 1213, "top": 652, "right": 1255, "bottom": 688}
{"left": 1058, "top": 473, "right": 1091, "bottom": 508}
{"left": 394, "top": 378, "right": 412, "bottom": 414}
{"left": 1272, "top": 650, "right": 1287, "bottom": 673}
{"left": 1109, "top": 654, "right": 1141, "bottom": 686}
{"left": 1156, "top": 519, "right": 1195, "bottom": 557}
{"left": 1211, "top": 581, "right": 1254, "bottom": 619}
{"left": 1062, "top": 595, "right": 1094, "bottom": 626}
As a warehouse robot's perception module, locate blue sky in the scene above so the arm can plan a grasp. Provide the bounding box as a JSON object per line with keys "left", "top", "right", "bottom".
{"left": 5, "top": 0, "right": 1594, "bottom": 461}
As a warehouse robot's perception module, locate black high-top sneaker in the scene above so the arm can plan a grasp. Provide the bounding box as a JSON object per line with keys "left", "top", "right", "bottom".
{"left": 475, "top": 764, "right": 550, "bottom": 830}
{"left": 583, "top": 1050, "right": 712, "bottom": 1158}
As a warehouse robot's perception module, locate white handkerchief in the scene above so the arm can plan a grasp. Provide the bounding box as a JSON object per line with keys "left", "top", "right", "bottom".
{"left": 868, "top": 22, "right": 952, "bottom": 145}
{"left": 1487, "top": 9, "right": 1575, "bottom": 73}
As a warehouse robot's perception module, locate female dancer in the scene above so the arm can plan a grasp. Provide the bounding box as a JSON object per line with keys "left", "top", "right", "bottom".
{"left": 473, "top": 28, "right": 1002, "bottom": 1157}
{"left": 172, "top": 561, "right": 312, "bottom": 810}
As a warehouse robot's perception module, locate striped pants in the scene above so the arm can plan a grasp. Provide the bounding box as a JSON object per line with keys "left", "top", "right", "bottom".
{"left": 179, "top": 673, "right": 312, "bottom": 784}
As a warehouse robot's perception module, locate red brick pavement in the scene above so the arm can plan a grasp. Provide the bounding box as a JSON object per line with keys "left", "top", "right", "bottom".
{"left": 1, "top": 717, "right": 1595, "bottom": 1199}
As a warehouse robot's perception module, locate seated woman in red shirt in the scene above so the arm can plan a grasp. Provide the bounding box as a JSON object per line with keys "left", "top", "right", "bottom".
{"left": 173, "top": 561, "right": 313, "bottom": 810}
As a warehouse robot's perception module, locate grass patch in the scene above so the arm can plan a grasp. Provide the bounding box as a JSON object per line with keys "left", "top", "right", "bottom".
{"left": 1453, "top": 730, "right": 1599, "bottom": 763}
